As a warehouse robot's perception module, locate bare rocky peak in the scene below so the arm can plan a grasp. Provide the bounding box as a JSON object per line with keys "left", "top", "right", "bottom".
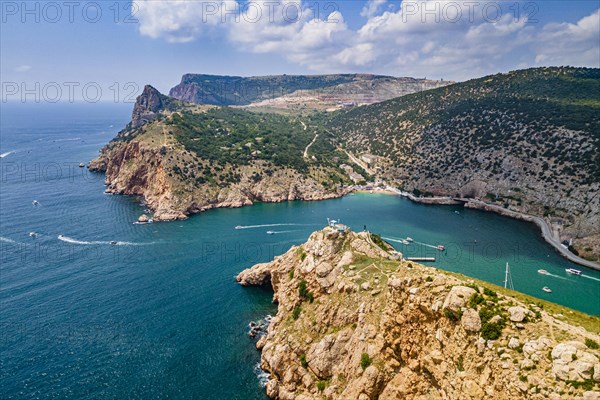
{"left": 131, "top": 85, "right": 165, "bottom": 128}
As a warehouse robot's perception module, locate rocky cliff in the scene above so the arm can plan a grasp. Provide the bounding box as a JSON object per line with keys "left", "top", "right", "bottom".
{"left": 89, "top": 137, "right": 347, "bottom": 221}
{"left": 130, "top": 85, "right": 182, "bottom": 128}
{"left": 169, "top": 73, "right": 451, "bottom": 109}
{"left": 237, "top": 227, "right": 600, "bottom": 399}
{"left": 89, "top": 89, "right": 349, "bottom": 221}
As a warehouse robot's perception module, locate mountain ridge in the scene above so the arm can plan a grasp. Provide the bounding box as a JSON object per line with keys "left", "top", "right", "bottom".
{"left": 168, "top": 73, "right": 451, "bottom": 110}
{"left": 90, "top": 67, "right": 600, "bottom": 260}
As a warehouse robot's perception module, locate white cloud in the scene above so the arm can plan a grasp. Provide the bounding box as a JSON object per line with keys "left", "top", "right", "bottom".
{"left": 361, "top": 0, "right": 388, "bottom": 18}
{"left": 534, "top": 9, "right": 600, "bottom": 67}
{"left": 136, "top": 0, "right": 238, "bottom": 43}
{"left": 134, "top": 1, "right": 600, "bottom": 80}
{"left": 14, "top": 65, "right": 32, "bottom": 72}
{"left": 227, "top": 1, "right": 351, "bottom": 69}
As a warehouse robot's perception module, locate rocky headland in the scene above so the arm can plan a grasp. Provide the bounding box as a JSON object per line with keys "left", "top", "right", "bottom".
{"left": 237, "top": 226, "right": 600, "bottom": 399}
{"left": 88, "top": 86, "right": 349, "bottom": 221}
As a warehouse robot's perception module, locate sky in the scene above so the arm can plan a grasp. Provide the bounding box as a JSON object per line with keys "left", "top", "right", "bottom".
{"left": 1, "top": 0, "right": 599, "bottom": 102}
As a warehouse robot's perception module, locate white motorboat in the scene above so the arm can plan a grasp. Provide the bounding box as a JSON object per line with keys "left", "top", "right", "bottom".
{"left": 565, "top": 268, "right": 582, "bottom": 276}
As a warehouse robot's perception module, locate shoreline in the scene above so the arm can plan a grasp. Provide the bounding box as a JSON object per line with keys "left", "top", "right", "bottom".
{"left": 369, "top": 186, "right": 600, "bottom": 271}
{"left": 102, "top": 175, "right": 598, "bottom": 270}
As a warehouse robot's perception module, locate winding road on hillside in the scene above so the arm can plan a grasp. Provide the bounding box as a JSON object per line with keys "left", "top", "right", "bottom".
{"left": 302, "top": 121, "right": 319, "bottom": 159}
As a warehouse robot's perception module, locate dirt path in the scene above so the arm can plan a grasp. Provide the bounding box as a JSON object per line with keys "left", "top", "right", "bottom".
{"left": 302, "top": 122, "right": 319, "bottom": 159}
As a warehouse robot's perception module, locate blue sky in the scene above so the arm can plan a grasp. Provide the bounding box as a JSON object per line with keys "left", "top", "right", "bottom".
{"left": 1, "top": 0, "right": 599, "bottom": 101}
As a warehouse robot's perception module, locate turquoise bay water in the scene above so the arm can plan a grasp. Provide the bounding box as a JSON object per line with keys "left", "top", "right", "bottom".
{"left": 1, "top": 103, "right": 599, "bottom": 399}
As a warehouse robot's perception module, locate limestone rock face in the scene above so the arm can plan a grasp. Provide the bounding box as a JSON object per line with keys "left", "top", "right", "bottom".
{"left": 90, "top": 137, "right": 347, "bottom": 221}
{"left": 508, "top": 306, "right": 532, "bottom": 323}
{"left": 442, "top": 286, "right": 476, "bottom": 312}
{"left": 237, "top": 262, "right": 272, "bottom": 286}
{"left": 461, "top": 309, "right": 482, "bottom": 332}
{"left": 551, "top": 342, "right": 600, "bottom": 382}
{"left": 131, "top": 85, "right": 165, "bottom": 128}
{"left": 237, "top": 227, "right": 600, "bottom": 399}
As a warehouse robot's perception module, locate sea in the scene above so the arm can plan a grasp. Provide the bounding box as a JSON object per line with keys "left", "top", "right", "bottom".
{"left": 1, "top": 102, "right": 599, "bottom": 399}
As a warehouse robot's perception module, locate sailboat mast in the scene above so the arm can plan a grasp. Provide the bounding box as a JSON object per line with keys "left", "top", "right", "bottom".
{"left": 503, "top": 262, "right": 514, "bottom": 290}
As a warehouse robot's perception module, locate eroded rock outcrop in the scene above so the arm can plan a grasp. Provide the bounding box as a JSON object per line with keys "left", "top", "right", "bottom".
{"left": 237, "top": 227, "right": 600, "bottom": 399}
{"left": 89, "top": 87, "right": 348, "bottom": 221}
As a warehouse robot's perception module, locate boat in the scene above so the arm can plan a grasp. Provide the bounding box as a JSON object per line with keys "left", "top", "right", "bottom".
{"left": 406, "top": 237, "right": 413, "bottom": 242}
{"left": 78, "top": 163, "right": 85, "bottom": 168}
{"left": 266, "top": 231, "right": 275, "bottom": 235}
{"left": 504, "top": 262, "right": 514, "bottom": 290}
{"left": 454, "top": 211, "right": 460, "bottom": 215}
{"left": 234, "top": 226, "right": 243, "bottom": 229}
{"left": 565, "top": 268, "right": 582, "bottom": 276}
{"left": 29, "top": 232, "right": 37, "bottom": 237}
{"left": 110, "top": 241, "right": 118, "bottom": 245}
{"left": 437, "top": 245, "right": 445, "bottom": 251}
{"left": 32, "top": 200, "right": 39, "bottom": 206}
{"left": 537, "top": 269, "right": 549, "bottom": 275}
{"left": 542, "top": 286, "right": 552, "bottom": 293}
{"left": 401, "top": 240, "right": 409, "bottom": 245}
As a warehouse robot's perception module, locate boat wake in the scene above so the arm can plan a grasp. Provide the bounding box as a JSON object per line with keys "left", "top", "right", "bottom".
{"left": 0, "top": 236, "right": 18, "bottom": 244}
{"left": 53, "top": 137, "right": 82, "bottom": 142}
{"left": 541, "top": 272, "right": 570, "bottom": 281}
{"left": 582, "top": 275, "right": 600, "bottom": 282}
{"left": 235, "top": 223, "right": 315, "bottom": 230}
{"left": 0, "top": 150, "right": 15, "bottom": 158}
{"left": 267, "top": 230, "right": 296, "bottom": 234}
{"left": 413, "top": 240, "right": 441, "bottom": 250}
{"left": 57, "top": 235, "right": 150, "bottom": 246}
{"left": 382, "top": 236, "right": 408, "bottom": 244}
{"left": 384, "top": 236, "right": 445, "bottom": 250}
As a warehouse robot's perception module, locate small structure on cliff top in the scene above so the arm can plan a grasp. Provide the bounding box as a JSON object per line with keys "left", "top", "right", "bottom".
{"left": 327, "top": 218, "right": 348, "bottom": 233}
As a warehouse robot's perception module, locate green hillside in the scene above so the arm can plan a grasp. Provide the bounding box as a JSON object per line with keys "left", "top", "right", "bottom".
{"left": 329, "top": 67, "right": 599, "bottom": 185}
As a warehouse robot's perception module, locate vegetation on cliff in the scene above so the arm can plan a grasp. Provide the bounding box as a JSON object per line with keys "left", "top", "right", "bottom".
{"left": 327, "top": 67, "right": 600, "bottom": 249}
{"left": 168, "top": 73, "right": 450, "bottom": 107}
{"left": 92, "top": 68, "right": 599, "bottom": 251}
{"left": 237, "top": 227, "right": 600, "bottom": 399}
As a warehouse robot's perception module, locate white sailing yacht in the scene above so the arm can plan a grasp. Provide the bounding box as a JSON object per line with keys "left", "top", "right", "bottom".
{"left": 504, "top": 262, "right": 514, "bottom": 290}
